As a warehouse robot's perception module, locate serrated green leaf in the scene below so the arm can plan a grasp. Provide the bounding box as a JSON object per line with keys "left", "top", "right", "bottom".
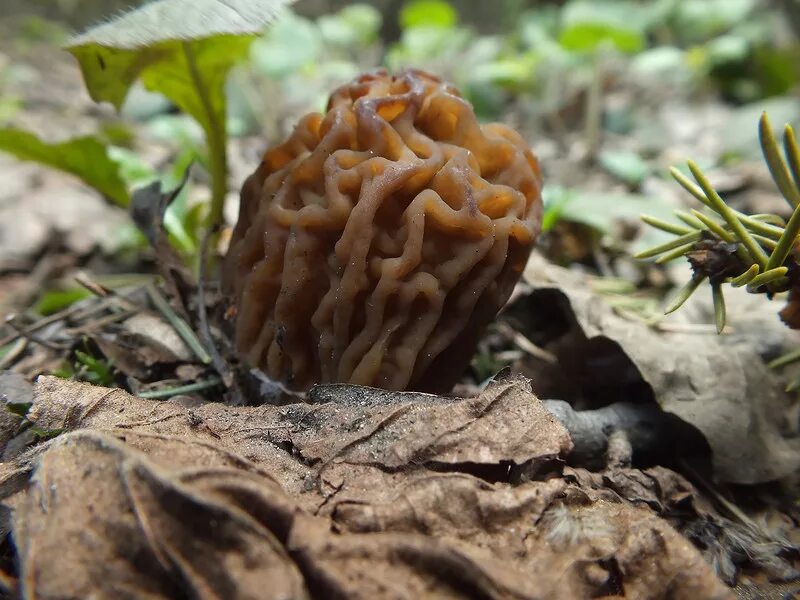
{"left": 0, "top": 128, "right": 129, "bottom": 206}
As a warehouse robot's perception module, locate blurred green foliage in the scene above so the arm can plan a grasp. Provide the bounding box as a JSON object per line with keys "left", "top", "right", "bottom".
{"left": 0, "top": 0, "right": 796, "bottom": 288}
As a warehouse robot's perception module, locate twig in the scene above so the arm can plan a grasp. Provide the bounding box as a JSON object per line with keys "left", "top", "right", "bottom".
{"left": 74, "top": 274, "right": 112, "bottom": 298}
{"left": 197, "top": 227, "right": 234, "bottom": 387}
{"left": 64, "top": 309, "right": 137, "bottom": 336}
{"left": 4, "top": 317, "right": 69, "bottom": 351}
{"left": 146, "top": 284, "right": 212, "bottom": 365}
{"left": 0, "top": 338, "right": 28, "bottom": 369}
{"left": 138, "top": 377, "right": 223, "bottom": 399}
{"left": 0, "top": 302, "right": 86, "bottom": 348}
{"left": 496, "top": 322, "right": 557, "bottom": 364}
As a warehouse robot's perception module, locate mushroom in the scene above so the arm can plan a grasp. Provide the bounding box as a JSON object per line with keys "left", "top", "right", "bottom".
{"left": 224, "top": 69, "right": 543, "bottom": 392}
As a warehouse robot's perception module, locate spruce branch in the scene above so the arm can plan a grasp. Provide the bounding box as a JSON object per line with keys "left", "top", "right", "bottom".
{"left": 638, "top": 111, "right": 800, "bottom": 333}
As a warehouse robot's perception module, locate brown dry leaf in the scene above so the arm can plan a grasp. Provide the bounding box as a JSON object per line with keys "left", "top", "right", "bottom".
{"left": 10, "top": 431, "right": 309, "bottom": 600}
{"left": 0, "top": 375, "right": 733, "bottom": 599}
{"left": 520, "top": 253, "right": 800, "bottom": 484}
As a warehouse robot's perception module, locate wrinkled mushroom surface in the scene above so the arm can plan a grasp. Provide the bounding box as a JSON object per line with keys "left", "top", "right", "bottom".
{"left": 224, "top": 69, "right": 543, "bottom": 392}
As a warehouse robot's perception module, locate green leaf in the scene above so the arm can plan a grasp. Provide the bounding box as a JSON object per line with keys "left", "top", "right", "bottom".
{"left": 318, "top": 4, "right": 382, "bottom": 47}
{"left": 386, "top": 25, "right": 472, "bottom": 69}
{"left": 74, "top": 350, "right": 115, "bottom": 387}
{"left": 599, "top": 150, "right": 650, "bottom": 186}
{"left": 400, "top": 0, "right": 457, "bottom": 29}
{"left": 0, "top": 128, "right": 129, "bottom": 206}
{"left": 559, "top": 0, "right": 647, "bottom": 54}
{"left": 34, "top": 288, "right": 91, "bottom": 316}
{"left": 66, "top": 0, "right": 294, "bottom": 109}
{"left": 250, "top": 12, "right": 320, "bottom": 77}
{"left": 470, "top": 53, "right": 538, "bottom": 90}
{"left": 672, "top": 0, "right": 756, "bottom": 43}
{"left": 66, "top": 0, "right": 297, "bottom": 231}
{"left": 560, "top": 23, "right": 644, "bottom": 54}
{"left": 6, "top": 401, "right": 31, "bottom": 419}
{"left": 557, "top": 191, "right": 676, "bottom": 235}
{"left": 541, "top": 186, "right": 574, "bottom": 232}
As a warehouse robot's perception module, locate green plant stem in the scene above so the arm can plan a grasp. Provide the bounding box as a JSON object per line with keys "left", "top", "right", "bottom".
{"left": 689, "top": 209, "right": 755, "bottom": 263}
{"left": 751, "top": 214, "right": 786, "bottom": 226}
{"left": 584, "top": 51, "right": 603, "bottom": 160}
{"left": 654, "top": 242, "right": 697, "bottom": 264}
{"left": 690, "top": 209, "right": 734, "bottom": 242}
{"left": 751, "top": 233, "right": 778, "bottom": 250}
{"left": 182, "top": 41, "right": 228, "bottom": 250}
{"left": 674, "top": 210, "right": 706, "bottom": 230}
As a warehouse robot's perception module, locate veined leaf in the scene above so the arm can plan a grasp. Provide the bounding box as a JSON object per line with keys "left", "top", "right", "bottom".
{"left": 0, "top": 128, "right": 129, "bottom": 206}
{"left": 66, "top": 0, "right": 296, "bottom": 120}
{"left": 66, "top": 0, "right": 297, "bottom": 230}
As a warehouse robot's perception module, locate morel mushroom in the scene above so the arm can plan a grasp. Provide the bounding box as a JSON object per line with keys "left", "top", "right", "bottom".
{"left": 224, "top": 69, "right": 543, "bottom": 392}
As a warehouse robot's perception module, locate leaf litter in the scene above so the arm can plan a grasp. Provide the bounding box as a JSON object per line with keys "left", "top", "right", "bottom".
{"left": 0, "top": 374, "right": 742, "bottom": 599}
{"left": 517, "top": 252, "right": 800, "bottom": 485}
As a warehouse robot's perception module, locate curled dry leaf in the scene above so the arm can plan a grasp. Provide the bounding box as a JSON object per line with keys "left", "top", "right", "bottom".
{"left": 519, "top": 253, "right": 800, "bottom": 484}
{"left": 0, "top": 376, "right": 733, "bottom": 599}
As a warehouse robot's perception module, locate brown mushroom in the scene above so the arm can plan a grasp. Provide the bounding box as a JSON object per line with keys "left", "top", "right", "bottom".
{"left": 223, "top": 69, "right": 543, "bottom": 393}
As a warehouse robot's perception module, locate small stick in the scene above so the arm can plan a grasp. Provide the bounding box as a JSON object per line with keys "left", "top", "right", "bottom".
{"left": 0, "top": 338, "right": 28, "bottom": 370}
{"left": 146, "top": 284, "right": 212, "bottom": 365}
{"left": 4, "top": 317, "right": 69, "bottom": 351}
{"left": 0, "top": 301, "right": 87, "bottom": 348}
{"left": 197, "top": 226, "right": 234, "bottom": 387}
{"left": 138, "top": 377, "right": 223, "bottom": 399}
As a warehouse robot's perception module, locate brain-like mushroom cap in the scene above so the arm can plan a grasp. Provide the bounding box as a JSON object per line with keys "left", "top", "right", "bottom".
{"left": 224, "top": 69, "right": 543, "bottom": 392}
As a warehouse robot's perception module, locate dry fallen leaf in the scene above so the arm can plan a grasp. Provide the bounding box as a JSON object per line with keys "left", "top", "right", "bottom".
{"left": 519, "top": 253, "right": 800, "bottom": 484}
{"left": 0, "top": 375, "right": 733, "bottom": 599}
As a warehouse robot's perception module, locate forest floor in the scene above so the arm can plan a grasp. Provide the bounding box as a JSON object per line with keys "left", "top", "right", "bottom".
{"left": 0, "top": 11, "right": 799, "bottom": 599}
